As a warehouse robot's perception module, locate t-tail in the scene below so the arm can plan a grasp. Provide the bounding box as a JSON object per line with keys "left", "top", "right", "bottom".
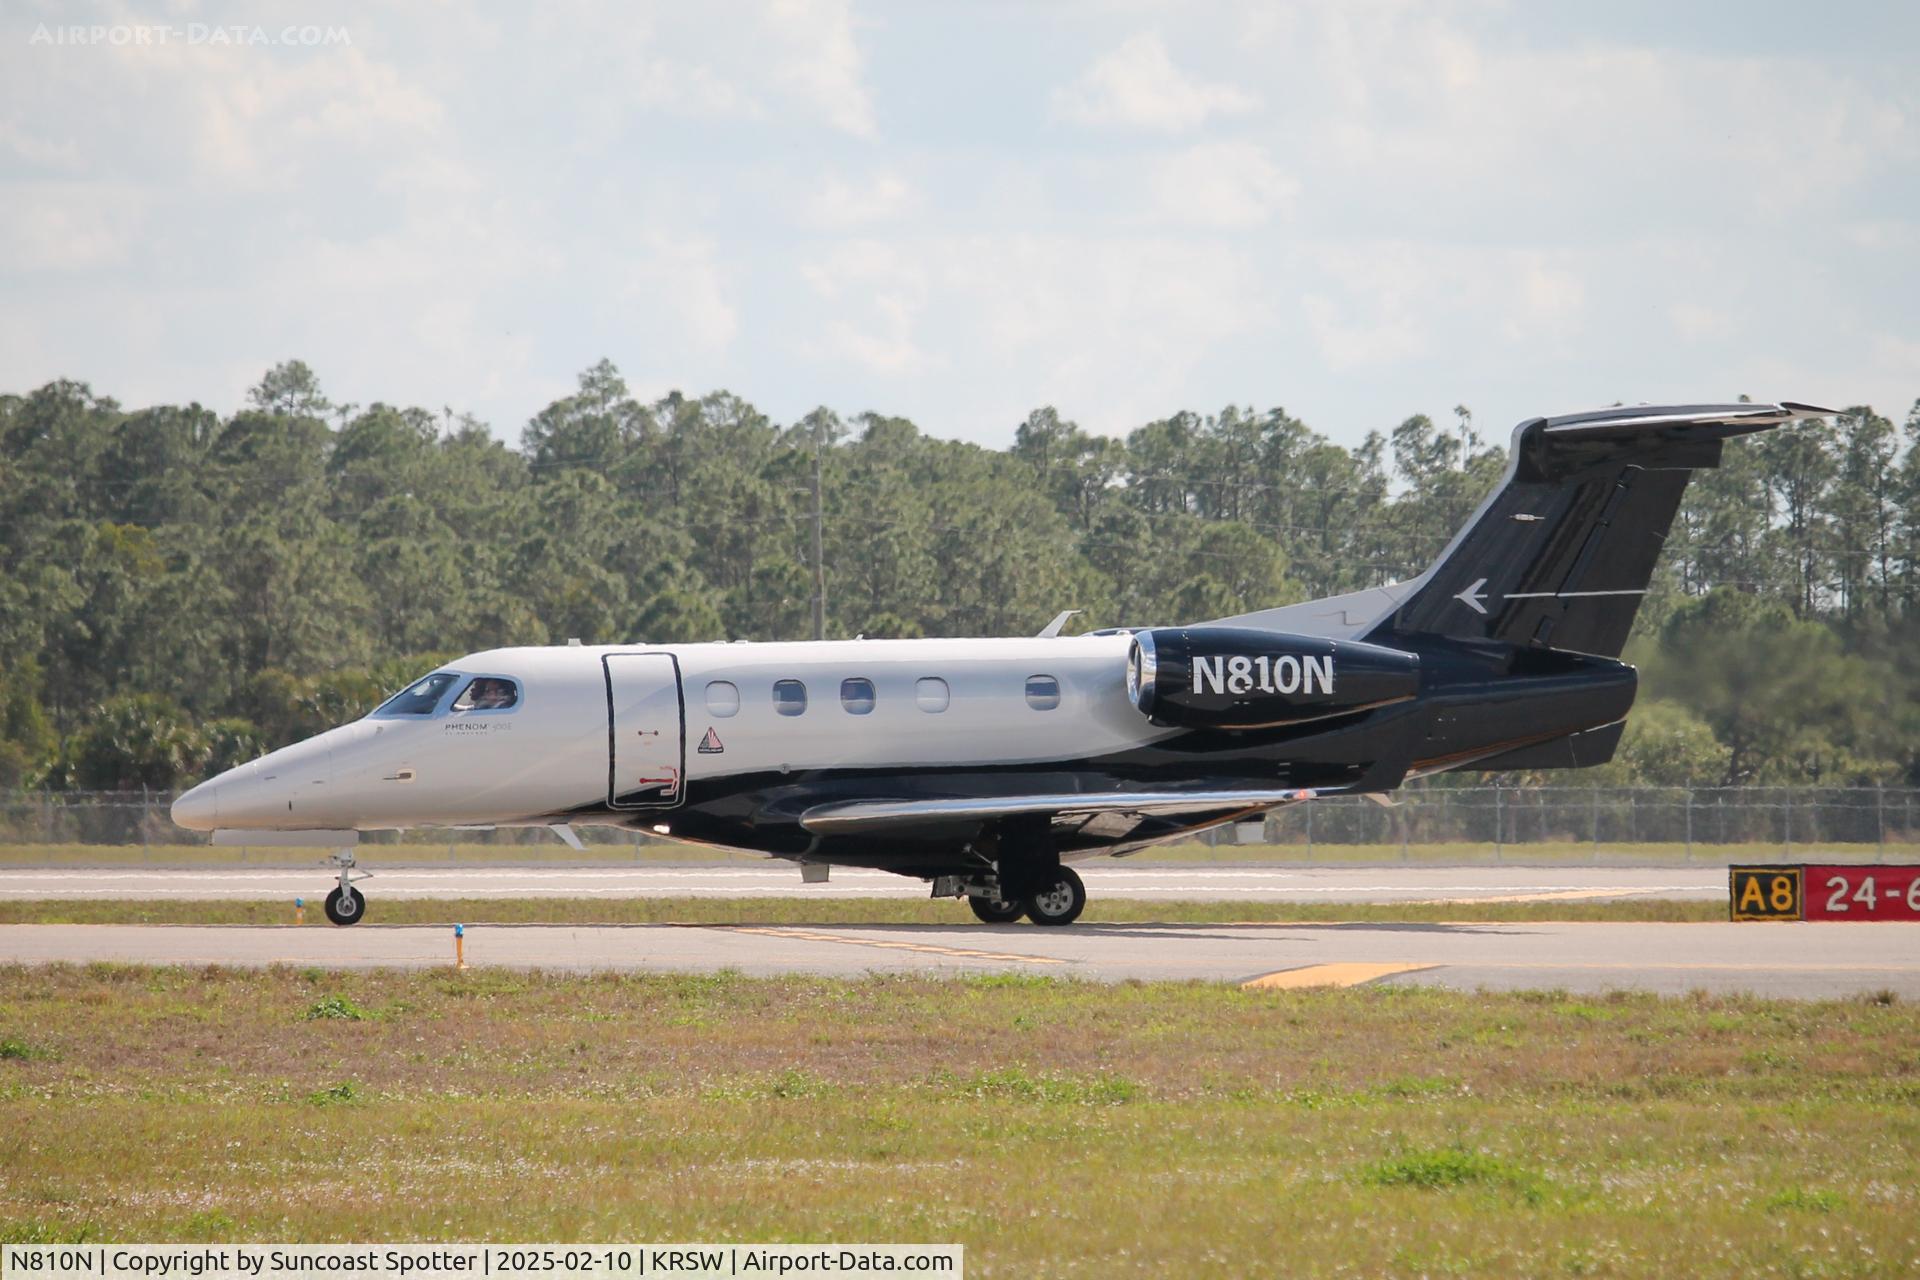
{"left": 1211, "top": 402, "right": 1832, "bottom": 657}
{"left": 1365, "top": 402, "right": 1832, "bottom": 657}
{"left": 1198, "top": 401, "right": 1832, "bottom": 775}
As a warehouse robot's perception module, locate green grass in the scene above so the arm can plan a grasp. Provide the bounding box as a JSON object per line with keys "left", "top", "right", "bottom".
{"left": 0, "top": 966, "right": 1915, "bottom": 1275}
{"left": 1363, "top": 1145, "right": 1553, "bottom": 1206}
{"left": 0, "top": 895, "right": 1729, "bottom": 926}
{"left": 303, "top": 1079, "right": 361, "bottom": 1106}
{"left": 301, "top": 994, "right": 368, "bottom": 1021}
{"left": 0, "top": 1035, "right": 47, "bottom": 1060}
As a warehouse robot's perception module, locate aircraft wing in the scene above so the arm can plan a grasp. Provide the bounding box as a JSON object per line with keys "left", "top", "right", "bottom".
{"left": 798, "top": 788, "right": 1325, "bottom": 835}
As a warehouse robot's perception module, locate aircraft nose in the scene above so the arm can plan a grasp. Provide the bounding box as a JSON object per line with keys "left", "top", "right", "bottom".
{"left": 170, "top": 779, "right": 219, "bottom": 831}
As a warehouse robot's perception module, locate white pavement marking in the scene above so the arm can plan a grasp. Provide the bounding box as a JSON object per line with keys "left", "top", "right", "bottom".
{"left": 0, "top": 865, "right": 1727, "bottom": 902}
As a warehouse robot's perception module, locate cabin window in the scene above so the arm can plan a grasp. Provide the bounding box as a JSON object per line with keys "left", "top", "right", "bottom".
{"left": 451, "top": 676, "right": 519, "bottom": 713}
{"left": 840, "top": 677, "right": 876, "bottom": 715}
{"left": 773, "top": 679, "right": 808, "bottom": 716}
{"left": 705, "top": 680, "right": 740, "bottom": 718}
{"left": 1024, "top": 674, "right": 1061, "bottom": 711}
{"left": 370, "top": 671, "right": 460, "bottom": 718}
{"left": 914, "top": 677, "right": 950, "bottom": 713}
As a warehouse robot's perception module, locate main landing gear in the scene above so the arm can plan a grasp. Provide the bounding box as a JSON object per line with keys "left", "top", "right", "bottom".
{"left": 968, "top": 893, "right": 1026, "bottom": 924}
{"left": 939, "top": 821, "right": 1089, "bottom": 925}
{"left": 1023, "top": 866, "right": 1087, "bottom": 926}
{"left": 323, "top": 849, "right": 368, "bottom": 926}
{"left": 951, "top": 865, "right": 1089, "bottom": 926}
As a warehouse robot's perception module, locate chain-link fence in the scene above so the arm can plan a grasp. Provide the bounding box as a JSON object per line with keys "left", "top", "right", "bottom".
{"left": 1222, "top": 785, "right": 1920, "bottom": 864}
{"left": 0, "top": 791, "right": 699, "bottom": 865}
{"left": 1, "top": 786, "right": 1917, "bottom": 866}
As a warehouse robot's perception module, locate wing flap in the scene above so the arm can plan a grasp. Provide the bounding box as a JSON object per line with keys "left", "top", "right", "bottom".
{"left": 799, "top": 788, "right": 1325, "bottom": 835}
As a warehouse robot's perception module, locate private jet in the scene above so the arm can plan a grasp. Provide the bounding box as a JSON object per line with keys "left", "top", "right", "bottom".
{"left": 171, "top": 401, "right": 1830, "bottom": 925}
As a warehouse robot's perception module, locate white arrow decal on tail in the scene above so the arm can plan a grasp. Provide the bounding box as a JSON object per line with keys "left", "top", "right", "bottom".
{"left": 1454, "top": 578, "right": 1489, "bottom": 614}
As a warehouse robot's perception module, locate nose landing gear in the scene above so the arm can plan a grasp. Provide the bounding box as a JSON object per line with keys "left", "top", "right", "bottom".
{"left": 323, "top": 848, "right": 369, "bottom": 926}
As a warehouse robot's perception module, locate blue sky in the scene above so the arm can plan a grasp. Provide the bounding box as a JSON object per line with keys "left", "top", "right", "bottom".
{"left": 4, "top": 1, "right": 1916, "bottom": 450}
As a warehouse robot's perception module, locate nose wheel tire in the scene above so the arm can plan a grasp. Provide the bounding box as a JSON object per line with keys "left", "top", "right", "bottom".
{"left": 323, "top": 886, "right": 367, "bottom": 927}
{"left": 1024, "top": 866, "right": 1086, "bottom": 926}
{"left": 968, "top": 894, "right": 1026, "bottom": 924}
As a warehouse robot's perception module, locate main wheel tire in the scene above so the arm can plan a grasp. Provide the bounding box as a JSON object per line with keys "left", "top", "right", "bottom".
{"left": 1024, "top": 866, "right": 1086, "bottom": 926}
{"left": 323, "top": 886, "right": 366, "bottom": 927}
{"left": 968, "top": 894, "right": 1026, "bottom": 924}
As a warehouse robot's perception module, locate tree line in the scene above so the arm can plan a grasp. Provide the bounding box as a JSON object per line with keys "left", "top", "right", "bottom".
{"left": 1, "top": 360, "right": 1915, "bottom": 793}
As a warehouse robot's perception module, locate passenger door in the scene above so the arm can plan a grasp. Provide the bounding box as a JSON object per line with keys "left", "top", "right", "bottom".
{"left": 603, "top": 653, "right": 686, "bottom": 809}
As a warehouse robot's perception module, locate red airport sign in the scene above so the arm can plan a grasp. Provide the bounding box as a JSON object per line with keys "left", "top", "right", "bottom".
{"left": 1731, "top": 865, "right": 1920, "bottom": 922}
{"left": 1801, "top": 865, "right": 1920, "bottom": 922}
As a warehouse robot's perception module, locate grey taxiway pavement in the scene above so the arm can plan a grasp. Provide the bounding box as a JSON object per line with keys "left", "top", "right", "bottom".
{"left": 8, "top": 863, "right": 1907, "bottom": 996}
{"left": 0, "top": 863, "right": 1725, "bottom": 902}
{"left": 0, "top": 918, "right": 1913, "bottom": 996}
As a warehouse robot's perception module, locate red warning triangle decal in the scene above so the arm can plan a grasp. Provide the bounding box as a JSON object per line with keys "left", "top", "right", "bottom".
{"left": 697, "top": 726, "right": 724, "bottom": 754}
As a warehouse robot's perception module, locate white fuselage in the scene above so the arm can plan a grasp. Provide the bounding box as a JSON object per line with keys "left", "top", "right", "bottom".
{"left": 170, "top": 635, "right": 1173, "bottom": 834}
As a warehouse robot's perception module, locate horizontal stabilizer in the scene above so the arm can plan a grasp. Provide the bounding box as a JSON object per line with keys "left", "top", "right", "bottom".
{"left": 1538, "top": 402, "right": 1833, "bottom": 442}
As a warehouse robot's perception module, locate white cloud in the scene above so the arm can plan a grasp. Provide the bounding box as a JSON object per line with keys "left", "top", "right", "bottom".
{"left": 794, "top": 232, "right": 1273, "bottom": 429}
{"left": 804, "top": 173, "right": 916, "bottom": 228}
{"left": 1302, "top": 295, "right": 1424, "bottom": 372}
{"left": 933, "top": 234, "right": 1271, "bottom": 431}
{"left": 1052, "top": 32, "right": 1258, "bottom": 132}
{"left": 1844, "top": 221, "right": 1919, "bottom": 251}
{"left": 620, "top": 234, "right": 741, "bottom": 356}
{"left": 628, "top": 58, "right": 763, "bottom": 121}
{"left": 798, "top": 240, "right": 931, "bottom": 373}
{"left": 112, "top": 42, "right": 445, "bottom": 186}
{"left": 765, "top": 0, "right": 877, "bottom": 138}
{"left": 1870, "top": 334, "right": 1920, "bottom": 373}
{"left": 0, "top": 187, "right": 143, "bottom": 273}
{"left": 1263, "top": 7, "right": 1915, "bottom": 231}
{"left": 0, "top": 114, "right": 82, "bottom": 170}
{"left": 1670, "top": 303, "right": 1734, "bottom": 343}
{"left": 1300, "top": 242, "right": 1590, "bottom": 370}
{"left": 1508, "top": 257, "right": 1585, "bottom": 340}
{"left": 1149, "top": 141, "right": 1296, "bottom": 228}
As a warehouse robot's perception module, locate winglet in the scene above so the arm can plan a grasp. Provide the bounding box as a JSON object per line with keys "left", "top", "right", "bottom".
{"left": 549, "top": 822, "right": 585, "bottom": 852}
{"left": 1037, "top": 609, "right": 1082, "bottom": 638}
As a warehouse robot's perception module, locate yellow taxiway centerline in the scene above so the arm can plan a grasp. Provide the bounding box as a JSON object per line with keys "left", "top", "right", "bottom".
{"left": 721, "top": 924, "right": 1066, "bottom": 965}
{"left": 1241, "top": 962, "right": 1436, "bottom": 989}
{"left": 1410, "top": 888, "right": 1667, "bottom": 905}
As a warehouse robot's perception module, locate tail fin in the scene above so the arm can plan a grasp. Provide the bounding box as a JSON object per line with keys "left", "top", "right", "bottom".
{"left": 1363, "top": 402, "right": 1831, "bottom": 657}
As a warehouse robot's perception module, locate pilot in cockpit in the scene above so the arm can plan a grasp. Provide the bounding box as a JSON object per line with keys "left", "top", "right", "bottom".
{"left": 458, "top": 677, "right": 517, "bottom": 711}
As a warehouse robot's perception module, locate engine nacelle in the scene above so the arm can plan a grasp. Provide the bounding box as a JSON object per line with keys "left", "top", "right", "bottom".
{"left": 1126, "top": 626, "right": 1420, "bottom": 729}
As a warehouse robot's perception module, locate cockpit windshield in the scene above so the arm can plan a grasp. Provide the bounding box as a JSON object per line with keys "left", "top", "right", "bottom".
{"left": 371, "top": 671, "right": 461, "bottom": 718}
